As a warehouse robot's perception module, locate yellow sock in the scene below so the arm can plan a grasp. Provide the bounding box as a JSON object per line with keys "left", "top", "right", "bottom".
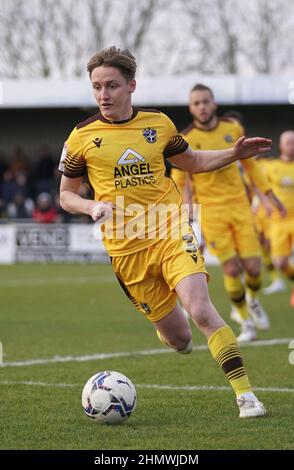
{"left": 284, "top": 264, "right": 294, "bottom": 281}
{"left": 208, "top": 325, "right": 252, "bottom": 396}
{"left": 224, "top": 274, "right": 250, "bottom": 320}
{"left": 262, "top": 248, "right": 280, "bottom": 282}
{"left": 245, "top": 273, "right": 262, "bottom": 299}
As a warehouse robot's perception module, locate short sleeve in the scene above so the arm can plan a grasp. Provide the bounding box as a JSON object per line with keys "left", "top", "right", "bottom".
{"left": 162, "top": 115, "right": 189, "bottom": 159}
{"left": 59, "top": 127, "right": 86, "bottom": 178}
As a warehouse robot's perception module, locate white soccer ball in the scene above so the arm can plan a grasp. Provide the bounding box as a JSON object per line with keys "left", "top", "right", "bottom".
{"left": 81, "top": 370, "right": 137, "bottom": 424}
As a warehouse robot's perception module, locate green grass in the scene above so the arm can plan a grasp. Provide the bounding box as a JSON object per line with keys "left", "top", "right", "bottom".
{"left": 0, "top": 264, "right": 293, "bottom": 449}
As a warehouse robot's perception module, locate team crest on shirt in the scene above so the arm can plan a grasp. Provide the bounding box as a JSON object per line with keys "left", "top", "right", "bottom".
{"left": 224, "top": 134, "right": 233, "bottom": 143}
{"left": 143, "top": 127, "right": 157, "bottom": 143}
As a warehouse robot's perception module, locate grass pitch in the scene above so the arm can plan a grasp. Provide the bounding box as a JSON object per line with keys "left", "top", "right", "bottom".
{"left": 0, "top": 263, "right": 293, "bottom": 450}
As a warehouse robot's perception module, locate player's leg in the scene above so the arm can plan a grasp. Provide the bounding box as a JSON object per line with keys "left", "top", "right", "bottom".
{"left": 274, "top": 255, "right": 294, "bottom": 307}
{"left": 233, "top": 203, "right": 269, "bottom": 330}
{"left": 222, "top": 257, "right": 256, "bottom": 341}
{"left": 154, "top": 303, "right": 193, "bottom": 354}
{"left": 200, "top": 207, "right": 255, "bottom": 339}
{"left": 271, "top": 217, "right": 294, "bottom": 306}
{"left": 175, "top": 272, "right": 266, "bottom": 418}
{"left": 254, "top": 209, "right": 285, "bottom": 294}
{"left": 161, "top": 232, "right": 265, "bottom": 417}
{"left": 261, "top": 236, "right": 286, "bottom": 294}
{"left": 241, "top": 256, "right": 270, "bottom": 330}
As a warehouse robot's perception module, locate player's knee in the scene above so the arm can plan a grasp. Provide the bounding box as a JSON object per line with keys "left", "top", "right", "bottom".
{"left": 243, "top": 257, "right": 261, "bottom": 277}
{"left": 245, "top": 266, "right": 261, "bottom": 277}
{"left": 190, "top": 304, "right": 211, "bottom": 330}
{"left": 223, "top": 261, "right": 241, "bottom": 277}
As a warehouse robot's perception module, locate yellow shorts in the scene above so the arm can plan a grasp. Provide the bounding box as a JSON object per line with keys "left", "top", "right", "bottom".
{"left": 111, "top": 228, "right": 207, "bottom": 323}
{"left": 201, "top": 202, "right": 261, "bottom": 263}
{"left": 270, "top": 215, "right": 294, "bottom": 258}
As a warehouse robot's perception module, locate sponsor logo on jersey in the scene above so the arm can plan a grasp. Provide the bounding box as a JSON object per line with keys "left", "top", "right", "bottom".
{"left": 113, "top": 148, "right": 155, "bottom": 188}
{"left": 117, "top": 148, "right": 145, "bottom": 165}
{"left": 143, "top": 127, "right": 157, "bottom": 143}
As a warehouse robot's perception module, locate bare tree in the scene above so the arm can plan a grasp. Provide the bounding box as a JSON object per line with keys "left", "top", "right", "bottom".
{"left": 0, "top": 0, "right": 31, "bottom": 78}
{"left": 0, "top": 0, "right": 158, "bottom": 79}
{"left": 240, "top": 0, "right": 294, "bottom": 73}
{"left": 215, "top": 0, "right": 239, "bottom": 73}
{"left": 1, "top": 0, "right": 294, "bottom": 79}
{"left": 170, "top": 0, "right": 241, "bottom": 74}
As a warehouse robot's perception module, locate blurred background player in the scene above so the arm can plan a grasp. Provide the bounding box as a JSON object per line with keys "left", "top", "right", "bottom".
{"left": 265, "top": 131, "right": 294, "bottom": 307}
{"left": 179, "top": 84, "right": 285, "bottom": 342}
{"left": 249, "top": 157, "right": 286, "bottom": 295}
{"left": 221, "top": 113, "right": 285, "bottom": 295}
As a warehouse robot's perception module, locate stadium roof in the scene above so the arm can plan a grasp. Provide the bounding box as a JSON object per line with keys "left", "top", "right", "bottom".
{"left": 0, "top": 75, "right": 293, "bottom": 108}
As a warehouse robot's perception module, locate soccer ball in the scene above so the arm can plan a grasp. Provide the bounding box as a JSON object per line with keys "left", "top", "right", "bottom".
{"left": 81, "top": 370, "right": 137, "bottom": 424}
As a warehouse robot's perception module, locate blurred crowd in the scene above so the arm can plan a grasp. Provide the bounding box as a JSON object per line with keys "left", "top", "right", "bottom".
{"left": 0, "top": 146, "right": 91, "bottom": 223}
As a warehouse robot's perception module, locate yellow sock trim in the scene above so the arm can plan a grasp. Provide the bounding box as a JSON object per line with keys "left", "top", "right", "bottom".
{"left": 245, "top": 273, "right": 262, "bottom": 299}
{"left": 208, "top": 325, "right": 252, "bottom": 396}
{"left": 224, "top": 274, "right": 250, "bottom": 320}
{"left": 157, "top": 330, "right": 169, "bottom": 346}
{"left": 269, "top": 269, "right": 280, "bottom": 282}
{"left": 262, "top": 249, "right": 280, "bottom": 282}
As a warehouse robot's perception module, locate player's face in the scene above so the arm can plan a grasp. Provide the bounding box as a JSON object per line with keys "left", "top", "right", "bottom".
{"left": 91, "top": 66, "right": 136, "bottom": 121}
{"left": 189, "top": 90, "right": 217, "bottom": 125}
{"left": 280, "top": 132, "right": 294, "bottom": 160}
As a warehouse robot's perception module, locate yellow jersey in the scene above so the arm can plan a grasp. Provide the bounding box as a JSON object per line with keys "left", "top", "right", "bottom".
{"left": 266, "top": 159, "right": 294, "bottom": 217}
{"left": 183, "top": 119, "right": 270, "bottom": 206}
{"left": 59, "top": 108, "right": 189, "bottom": 256}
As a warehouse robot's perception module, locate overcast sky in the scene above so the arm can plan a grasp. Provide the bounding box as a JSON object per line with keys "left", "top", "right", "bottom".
{"left": 0, "top": 0, "right": 293, "bottom": 79}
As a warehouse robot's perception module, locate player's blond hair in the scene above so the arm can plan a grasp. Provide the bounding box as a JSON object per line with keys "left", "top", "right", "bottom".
{"left": 87, "top": 46, "right": 137, "bottom": 82}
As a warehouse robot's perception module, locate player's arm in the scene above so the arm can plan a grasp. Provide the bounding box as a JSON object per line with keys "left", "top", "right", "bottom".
{"left": 169, "top": 136, "right": 272, "bottom": 173}
{"left": 250, "top": 183, "right": 286, "bottom": 218}
{"left": 242, "top": 159, "right": 286, "bottom": 217}
{"left": 60, "top": 175, "right": 112, "bottom": 222}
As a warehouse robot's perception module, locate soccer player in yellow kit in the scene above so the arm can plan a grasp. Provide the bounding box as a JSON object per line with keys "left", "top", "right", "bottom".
{"left": 181, "top": 84, "right": 284, "bottom": 342}
{"left": 266, "top": 131, "right": 294, "bottom": 307}
{"left": 59, "top": 47, "right": 272, "bottom": 417}
{"left": 249, "top": 158, "right": 286, "bottom": 295}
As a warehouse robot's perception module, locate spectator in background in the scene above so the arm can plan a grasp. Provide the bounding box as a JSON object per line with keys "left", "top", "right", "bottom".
{"left": 7, "top": 193, "right": 34, "bottom": 219}
{"left": 14, "top": 172, "right": 32, "bottom": 199}
{"left": 34, "top": 147, "right": 56, "bottom": 194}
{"left": 10, "top": 146, "right": 30, "bottom": 177}
{"left": 1, "top": 169, "right": 16, "bottom": 203}
{"left": 32, "top": 192, "right": 57, "bottom": 223}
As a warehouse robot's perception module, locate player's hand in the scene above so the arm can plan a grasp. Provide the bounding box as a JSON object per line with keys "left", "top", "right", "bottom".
{"left": 88, "top": 201, "right": 114, "bottom": 222}
{"left": 265, "top": 190, "right": 287, "bottom": 218}
{"left": 233, "top": 136, "right": 272, "bottom": 160}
